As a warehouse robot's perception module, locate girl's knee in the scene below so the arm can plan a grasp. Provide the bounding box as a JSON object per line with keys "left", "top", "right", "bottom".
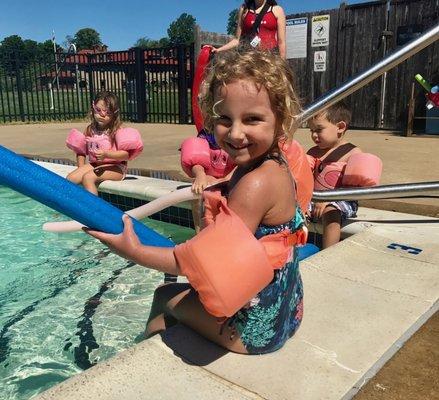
{"left": 67, "top": 171, "right": 81, "bottom": 184}
{"left": 322, "top": 207, "right": 341, "bottom": 224}
{"left": 152, "top": 283, "right": 191, "bottom": 312}
{"left": 81, "top": 170, "right": 97, "bottom": 185}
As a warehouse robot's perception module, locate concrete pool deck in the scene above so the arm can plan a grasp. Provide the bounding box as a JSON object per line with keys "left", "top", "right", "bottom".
{"left": 0, "top": 123, "right": 438, "bottom": 399}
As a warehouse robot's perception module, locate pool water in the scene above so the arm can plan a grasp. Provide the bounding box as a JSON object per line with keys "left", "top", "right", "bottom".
{"left": 0, "top": 186, "right": 194, "bottom": 400}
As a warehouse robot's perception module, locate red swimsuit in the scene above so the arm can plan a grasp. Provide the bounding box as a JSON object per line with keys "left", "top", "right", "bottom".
{"left": 241, "top": 8, "right": 278, "bottom": 50}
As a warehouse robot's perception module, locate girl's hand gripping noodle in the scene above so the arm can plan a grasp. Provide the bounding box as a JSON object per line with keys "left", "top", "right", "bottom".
{"left": 174, "top": 191, "right": 307, "bottom": 318}
{"left": 341, "top": 153, "right": 382, "bottom": 187}
{"left": 66, "top": 129, "right": 87, "bottom": 156}
{"left": 180, "top": 136, "right": 235, "bottom": 179}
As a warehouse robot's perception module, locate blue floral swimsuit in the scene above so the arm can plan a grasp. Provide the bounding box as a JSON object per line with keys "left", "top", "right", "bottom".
{"left": 222, "top": 208, "right": 305, "bottom": 354}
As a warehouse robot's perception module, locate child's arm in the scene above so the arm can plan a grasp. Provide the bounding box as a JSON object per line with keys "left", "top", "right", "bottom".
{"left": 274, "top": 5, "right": 287, "bottom": 59}
{"left": 191, "top": 165, "right": 209, "bottom": 194}
{"left": 228, "top": 164, "right": 291, "bottom": 233}
{"left": 212, "top": 7, "right": 243, "bottom": 53}
{"left": 76, "top": 154, "right": 86, "bottom": 167}
{"left": 94, "top": 149, "right": 129, "bottom": 161}
{"left": 85, "top": 215, "right": 181, "bottom": 275}
{"left": 85, "top": 174, "right": 273, "bottom": 274}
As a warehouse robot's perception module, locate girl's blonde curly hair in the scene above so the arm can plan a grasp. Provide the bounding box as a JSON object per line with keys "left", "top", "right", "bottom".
{"left": 200, "top": 49, "right": 302, "bottom": 145}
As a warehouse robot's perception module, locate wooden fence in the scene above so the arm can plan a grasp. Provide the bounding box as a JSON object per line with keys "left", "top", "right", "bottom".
{"left": 287, "top": 0, "right": 439, "bottom": 130}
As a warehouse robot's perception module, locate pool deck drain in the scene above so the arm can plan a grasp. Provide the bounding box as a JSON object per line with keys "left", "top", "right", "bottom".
{"left": 31, "top": 161, "right": 439, "bottom": 400}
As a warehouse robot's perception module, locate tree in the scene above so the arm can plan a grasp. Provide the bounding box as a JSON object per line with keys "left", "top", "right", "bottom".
{"left": 134, "top": 37, "right": 171, "bottom": 49}
{"left": 0, "top": 35, "right": 26, "bottom": 74}
{"left": 63, "top": 35, "right": 74, "bottom": 50}
{"left": 134, "top": 37, "right": 157, "bottom": 48}
{"left": 0, "top": 35, "right": 25, "bottom": 56}
{"left": 227, "top": 9, "right": 239, "bottom": 35}
{"left": 73, "top": 28, "right": 102, "bottom": 50}
{"left": 23, "top": 39, "right": 39, "bottom": 60}
{"left": 167, "top": 13, "right": 196, "bottom": 45}
{"left": 157, "top": 37, "right": 171, "bottom": 47}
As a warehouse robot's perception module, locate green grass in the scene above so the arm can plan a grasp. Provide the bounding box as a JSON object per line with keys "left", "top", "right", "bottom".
{"left": 0, "top": 88, "right": 192, "bottom": 124}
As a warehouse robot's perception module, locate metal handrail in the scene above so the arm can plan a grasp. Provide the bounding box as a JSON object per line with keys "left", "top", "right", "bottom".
{"left": 312, "top": 181, "right": 439, "bottom": 202}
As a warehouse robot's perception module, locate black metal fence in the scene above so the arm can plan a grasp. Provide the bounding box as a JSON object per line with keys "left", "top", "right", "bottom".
{"left": 0, "top": 45, "right": 194, "bottom": 124}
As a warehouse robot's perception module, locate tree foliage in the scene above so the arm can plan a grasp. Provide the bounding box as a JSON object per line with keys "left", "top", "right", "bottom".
{"left": 167, "top": 13, "right": 196, "bottom": 45}
{"left": 227, "top": 9, "right": 239, "bottom": 35}
{"left": 0, "top": 35, "right": 61, "bottom": 75}
{"left": 0, "top": 35, "right": 26, "bottom": 56}
{"left": 73, "top": 28, "right": 103, "bottom": 50}
{"left": 134, "top": 36, "right": 170, "bottom": 49}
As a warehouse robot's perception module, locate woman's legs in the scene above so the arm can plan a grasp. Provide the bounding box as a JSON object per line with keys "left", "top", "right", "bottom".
{"left": 146, "top": 283, "right": 248, "bottom": 353}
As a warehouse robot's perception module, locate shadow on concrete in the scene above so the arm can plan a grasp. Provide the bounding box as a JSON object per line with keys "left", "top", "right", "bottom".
{"left": 160, "top": 324, "right": 228, "bottom": 366}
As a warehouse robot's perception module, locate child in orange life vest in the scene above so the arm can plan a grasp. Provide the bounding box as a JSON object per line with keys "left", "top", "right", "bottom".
{"left": 86, "top": 50, "right": 307, "bottom": 355}
{"left": 307, "top": 102, "right": 381, "bottom": 249}
{"left": 66, "top": 91, "right": 143, "bottom": 195}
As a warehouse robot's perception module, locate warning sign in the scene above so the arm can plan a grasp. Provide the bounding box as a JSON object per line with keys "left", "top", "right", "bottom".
{"left": 311, "top": 15, "right": 330, "bottom": 47}
{"left": 314, "top": 51, "right": 326, "bottom": 72}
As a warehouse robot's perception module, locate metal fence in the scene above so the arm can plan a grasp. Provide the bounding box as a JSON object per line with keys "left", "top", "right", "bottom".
{"left": 0, "top": 45, "right": 194, "bottom": 124}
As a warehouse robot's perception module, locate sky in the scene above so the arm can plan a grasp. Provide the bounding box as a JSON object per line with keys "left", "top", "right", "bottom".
{"left": 1, "top": 0, "right": 370, "bottom": 50}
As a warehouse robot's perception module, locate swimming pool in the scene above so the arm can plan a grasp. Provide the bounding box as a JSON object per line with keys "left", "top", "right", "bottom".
{"left": 0, "top": 185, "right": 194, "bottom": 400}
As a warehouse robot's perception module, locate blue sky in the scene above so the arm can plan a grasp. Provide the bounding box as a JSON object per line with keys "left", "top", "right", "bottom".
{"left": 1, "top": 0, "right": 369, "bottom": 50}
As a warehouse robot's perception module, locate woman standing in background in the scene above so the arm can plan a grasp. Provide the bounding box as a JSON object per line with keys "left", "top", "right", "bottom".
{"left": 213, "top": 0, "right": 287, "bottom": 58}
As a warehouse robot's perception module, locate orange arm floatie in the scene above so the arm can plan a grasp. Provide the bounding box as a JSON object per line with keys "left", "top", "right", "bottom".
{"left": 280, "top": 140, "right": 314, "bottom": 215}
{"left": 174, "top": 191, "right": 306, "bottom": 318}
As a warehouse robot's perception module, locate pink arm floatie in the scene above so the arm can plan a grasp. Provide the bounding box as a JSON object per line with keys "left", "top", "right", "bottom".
{"left": 180, "top": 137, "right": 211, "bottom": 177}
{"left": 342, "top": 153, "right": 382, "bottom": 187}
{"left": 66, "top": 129, "right": 87, "bottom": 156}
{"left": 174, "top": 191, "right": 305, "bottom": 318}
{"left": 115, "top": 128, "right": 143, "bottom": 160}
{"left": 180, "top": 137, "right": 234, "bottom": 178}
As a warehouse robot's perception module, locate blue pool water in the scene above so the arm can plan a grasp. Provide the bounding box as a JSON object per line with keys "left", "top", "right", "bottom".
{"left": 0, "top": 186, "right": 194, "bottom": 400}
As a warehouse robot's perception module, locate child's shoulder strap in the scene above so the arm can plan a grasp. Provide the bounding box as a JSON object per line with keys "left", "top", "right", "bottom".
{"left": 323, "top": 143, "right": 357, "bottom": 163}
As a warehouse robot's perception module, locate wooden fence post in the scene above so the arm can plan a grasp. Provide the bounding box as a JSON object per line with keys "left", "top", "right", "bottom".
{"left": 406, "top": 82, "right": 415, "bottom": 136}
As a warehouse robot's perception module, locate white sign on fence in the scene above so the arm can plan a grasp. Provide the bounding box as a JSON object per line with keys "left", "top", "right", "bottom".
{"left": 314, "top": 51, "right": 327, "bottom": 72}
{"left": 311, "top": 15, "right": 330, "bottom": 47}
{"left": 286, "top": 17, "right": 308, "bottom": 59}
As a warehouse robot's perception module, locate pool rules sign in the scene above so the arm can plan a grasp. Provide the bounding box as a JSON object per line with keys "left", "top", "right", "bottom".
{"left": 311, "top": 15, "right": 330, "bottom": 47}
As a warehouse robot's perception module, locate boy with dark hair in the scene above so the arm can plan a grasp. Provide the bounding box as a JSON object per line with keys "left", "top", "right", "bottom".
{"left": 306, "top": 101, "right": 381, "bottom": 248}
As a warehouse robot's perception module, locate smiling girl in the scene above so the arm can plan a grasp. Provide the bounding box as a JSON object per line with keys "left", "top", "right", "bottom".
{"left": 86, "top": 51, "right": 307, "bottom": 354}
